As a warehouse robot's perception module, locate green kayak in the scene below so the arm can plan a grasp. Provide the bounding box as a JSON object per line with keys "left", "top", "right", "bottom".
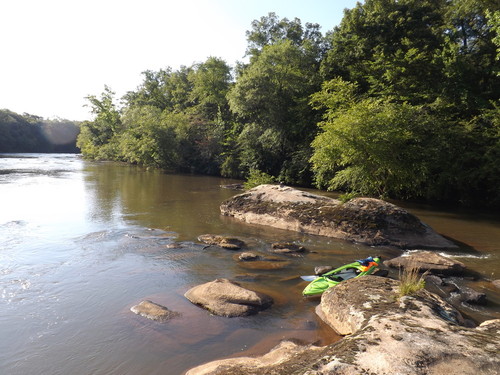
{"left": 302, "top": 256, "right": 381, "bottom": 296}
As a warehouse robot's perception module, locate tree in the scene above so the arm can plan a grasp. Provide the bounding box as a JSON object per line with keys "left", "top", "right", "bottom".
{"left": 77, "top": 86, "right": 121, "bottom": 159}
{"left": 245, "top": 12, "right": 326, "bottom": 61}
{"left": 228, "top": 39, "right": 321, "bottom": 182}
{"left": 118, "top": 105, "right": 180, "bottom": 169}
{"left": 310, "top": 95, "right": 439, "bottom": 198}
{"left": 321, "top": 0, "right": 449, "bottom": 103}
{"left": 188, "top": 57, "right": 232, "bottom": 121}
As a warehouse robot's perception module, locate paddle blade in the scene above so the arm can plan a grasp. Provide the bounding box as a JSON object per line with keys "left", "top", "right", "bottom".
{"left": 300, "top": 275, "right": 318, "bottom": 281}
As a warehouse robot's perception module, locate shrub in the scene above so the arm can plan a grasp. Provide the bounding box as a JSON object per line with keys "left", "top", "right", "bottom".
{"left": 244, "top": 169, "right": 276, "bottom": 189}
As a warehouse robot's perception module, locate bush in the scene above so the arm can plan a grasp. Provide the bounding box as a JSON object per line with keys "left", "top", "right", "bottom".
{"left": 244, "top": 169, "right": 276, "bottom": 189}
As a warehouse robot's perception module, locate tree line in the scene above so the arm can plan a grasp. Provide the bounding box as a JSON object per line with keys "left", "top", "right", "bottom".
{"left": 0, "top": 109, "right": 80, "bottom": 153}
{"left": 77, "top": 0, "right": 500, "bottom": 207}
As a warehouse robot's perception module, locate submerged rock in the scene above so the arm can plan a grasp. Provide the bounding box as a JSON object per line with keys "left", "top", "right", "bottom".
{"left": 184, "top": 278, "right": 273, "bottom": 317}
{"left": 130, "top": 300, "right": 179, "bottom": 322}
{"left": 198, "top": 234, "right": 245, "bottom": 250}
{"left": 384, "top": 251, "right": 466, "bottom": 275}
{"left": 221, "top": 185, "right": 456, "bottom": 249}
{"left": 238, "top": 252, "right": 261, "bottom": 261}
{"left": 186, "top": 276, "right": 500, "bottom": 374}
{"left": 270, "top": 242, "right": 306, "bottom": 255}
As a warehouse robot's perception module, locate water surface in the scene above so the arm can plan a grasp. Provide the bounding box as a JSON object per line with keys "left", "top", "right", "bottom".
{"left": 1, "top": 154, "right": 499, "bottom": 374}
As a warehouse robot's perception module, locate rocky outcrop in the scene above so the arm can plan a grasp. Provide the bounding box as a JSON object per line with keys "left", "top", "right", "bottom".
{"left": 221, "top": 185, "right": 456, "bottom": 249}
{"left": 198, "top": 234, "right": 245, "bottom": 250}
{"left": 185, "top": 276, "right": 500, "bottom": 375}
{"left": 184, "top": 278, "right": 273, "bottom": 317}
{"left": 384, "top": 251, "right": 466, "bottom": 275}
{"left": 130, "top": 300, "right": 179, "bottom": 322}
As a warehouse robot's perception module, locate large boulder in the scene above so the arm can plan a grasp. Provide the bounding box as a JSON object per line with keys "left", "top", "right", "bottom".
{"left": 384, "top": 251, "right": 466, "bottom": 275}
{"left": 185, "top": 276, "right": 500, "bottom": 375}
{"left": 184, "top": 278, "right": 273, "bottom": 317}
{"left": 221, "top": 185, "right": 456, "bottom": 249}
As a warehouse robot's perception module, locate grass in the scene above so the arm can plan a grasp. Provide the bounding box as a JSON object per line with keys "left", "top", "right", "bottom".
{"left": 398, "top": 261, "right": 428, "bottom": 298}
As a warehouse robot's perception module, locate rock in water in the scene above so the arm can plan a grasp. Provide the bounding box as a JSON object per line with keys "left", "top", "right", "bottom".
{"left": 221, "top": 185, "right": 456, "bottom": 249}
{"left": 184, "top": 278, "right": 273, "bottom": 317}
{"left": 384, "top": 251, "right": 466, "bottom": 275}
{"left": 198, "top": 234, "right": 245, "bottom": 250}
{"left": 130, "top": 300, "right": 179, "bottom": 322}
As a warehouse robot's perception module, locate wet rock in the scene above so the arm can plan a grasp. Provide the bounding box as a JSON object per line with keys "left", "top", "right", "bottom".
{"left": 238, "top": 252, "right": 261, "bottom": 261}
{"left": 185, "top": 276, "right": 500, "bottom": 374}
{"left": 198, "top": 234, "right": 245, "bottom": 250}
{"left": 424, "top": 274, "right": 445, "bottom": 286}
{"left": 270, "top": 242, "right": 306, "bottom": 255}
{"left": 372, "top": 268, "right": 389, "bottom": 277}
{"left": 315, "top": 265, "right": 334, "bottom": 275}
{"left": 457, "top": 286, "right": 487, "bottom": 305}
{"left": 384, "top": 251, "right": 466, "bottom": 275}
{"left": 184, "top": 278, "right": 273, "bottom": 317}
{"left": 221, "top": 184, "right": 456, "bottom": 249}
{"left": 130, "top": 300, "right": 179, "bottom": 322}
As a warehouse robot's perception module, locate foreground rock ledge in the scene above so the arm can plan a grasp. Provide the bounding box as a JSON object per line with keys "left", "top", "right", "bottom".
{"left": 186, "top": 276, "right": 500, "bottom": 375}
{"left": 221, "top": 185, "right": 456, "bottom": 249}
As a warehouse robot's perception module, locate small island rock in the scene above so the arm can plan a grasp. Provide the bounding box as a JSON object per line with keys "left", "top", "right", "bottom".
{"left": 184, "top": 278, "right": 273, "bottom": 317}
{"left": 221, "top": 185, "right": 456, "bottom": 249}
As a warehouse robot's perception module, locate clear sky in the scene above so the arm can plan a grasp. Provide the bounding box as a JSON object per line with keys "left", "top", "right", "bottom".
{"left": 1, "top": 0, "right": 359, "bottom": 121}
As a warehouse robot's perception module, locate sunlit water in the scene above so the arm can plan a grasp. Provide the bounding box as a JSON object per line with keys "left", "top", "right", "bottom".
{"left": 1, "top": 154, "right": 499, "bottom": 374}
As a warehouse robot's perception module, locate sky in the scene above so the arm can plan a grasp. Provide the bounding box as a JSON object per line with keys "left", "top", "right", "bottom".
{"left": 1, "top": 0, "right": 359, "bottom": 121}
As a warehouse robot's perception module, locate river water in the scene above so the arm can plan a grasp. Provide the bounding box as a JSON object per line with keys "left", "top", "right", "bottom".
{"left": 1, "top": 154, "right": 499, "bottom": 375}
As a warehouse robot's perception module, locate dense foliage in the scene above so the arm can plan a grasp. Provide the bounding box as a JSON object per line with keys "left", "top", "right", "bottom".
{"left": 0, "top": 110, "right": 79, "bottom": 153}
{"left": 77, "top": 2, "right": 500, "bottom": 207}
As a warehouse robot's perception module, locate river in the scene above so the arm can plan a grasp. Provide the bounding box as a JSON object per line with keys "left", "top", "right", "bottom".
{"left": 1, "top": 154, "right": 499, "bottom": 375}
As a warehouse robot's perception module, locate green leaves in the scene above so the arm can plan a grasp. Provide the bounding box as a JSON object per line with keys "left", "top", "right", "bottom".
{"left": 311, "top": 99, "right": 435, "bottom": 198}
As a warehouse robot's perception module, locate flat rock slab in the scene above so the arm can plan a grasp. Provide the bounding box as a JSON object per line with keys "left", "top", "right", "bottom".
{"left": 184, "top": 278, "right": 273, "bottom": 317}
{"left": 130, "top": 300, "right": 179, "bottom": 322}
{"left": 221, "top": 185, "right": 456, "bottom": 249}
{"left": 384, "top": 251, "right": 466, "bottom": 275}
